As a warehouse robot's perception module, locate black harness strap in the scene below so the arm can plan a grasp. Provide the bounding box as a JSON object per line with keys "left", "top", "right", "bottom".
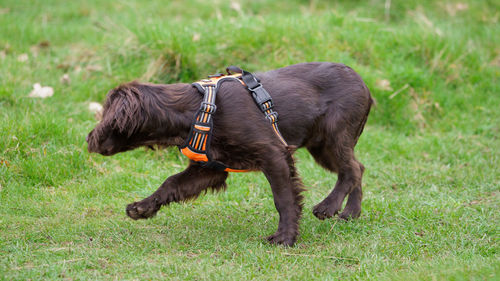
{"left": 227, "top": 66, "right": 288, "bottom": 146}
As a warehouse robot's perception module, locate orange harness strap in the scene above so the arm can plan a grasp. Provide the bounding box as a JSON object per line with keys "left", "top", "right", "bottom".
{"left": 179, "top": 67, "right": 287, "bottom": 172}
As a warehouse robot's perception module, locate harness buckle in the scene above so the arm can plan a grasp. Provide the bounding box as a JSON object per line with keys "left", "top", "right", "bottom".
{"left": 200, "top": 101, "right": 217, "bottom": 113}
{"left": 250, "top": 85, "right": 273, "bottom": 111}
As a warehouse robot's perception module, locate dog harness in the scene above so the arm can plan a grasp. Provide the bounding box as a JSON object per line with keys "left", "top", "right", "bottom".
{"left": 179, "top": 66, "right": 287, "bottom": 172}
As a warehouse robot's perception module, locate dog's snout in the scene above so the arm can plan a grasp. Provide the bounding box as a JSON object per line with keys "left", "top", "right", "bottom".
{"left": 86, "top": 131, "right": 99, "bottom": 153}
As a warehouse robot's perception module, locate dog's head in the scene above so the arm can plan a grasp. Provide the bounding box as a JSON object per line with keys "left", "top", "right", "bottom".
{"left": 87, "top": 82, "right": 197, "bottom": 156}
{"left": 86, "top": 83, "right": 147, "bottom": 155}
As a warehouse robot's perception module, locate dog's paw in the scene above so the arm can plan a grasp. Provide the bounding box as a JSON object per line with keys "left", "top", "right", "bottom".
{"left": 312, "top": 199, "right": 341, "bottom": 220}
{"left": 339, "top": 206, "right": 361, "bottom": 221}
{"left": 126, "top": 198, "right": 160, "bottom": 220}
{"left": 266, "top": 231, "right": 296, "bottom": 247}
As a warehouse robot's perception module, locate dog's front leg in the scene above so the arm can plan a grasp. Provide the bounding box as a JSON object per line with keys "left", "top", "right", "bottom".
{"left": 126, "top": 163, "right": 228, "bottom": 220}
{"left": 262, "top": 151, "right": 304, "bottom": 247}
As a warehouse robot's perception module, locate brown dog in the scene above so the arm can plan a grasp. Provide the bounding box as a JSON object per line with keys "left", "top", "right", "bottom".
{"left": 86, "top": 62, "right": 373, "bottom": 246}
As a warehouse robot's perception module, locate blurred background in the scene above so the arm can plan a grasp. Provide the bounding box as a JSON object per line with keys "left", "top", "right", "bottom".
{"left": 0, "top": 0, "right": 498, "bottom": 280}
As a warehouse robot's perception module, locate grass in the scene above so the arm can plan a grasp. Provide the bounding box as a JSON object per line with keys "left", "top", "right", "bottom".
{"left": 0, "top": 0, "right": 499, "bottom": 279}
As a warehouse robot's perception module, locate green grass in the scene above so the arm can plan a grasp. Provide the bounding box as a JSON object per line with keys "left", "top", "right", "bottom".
{"left": 0, "top": 0, "right": 499, "bottom": 279}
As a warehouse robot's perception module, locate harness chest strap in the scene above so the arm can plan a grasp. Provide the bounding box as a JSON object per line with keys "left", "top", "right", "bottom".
{"left": 179, "top": 67, "right": 287, "bottom": 172}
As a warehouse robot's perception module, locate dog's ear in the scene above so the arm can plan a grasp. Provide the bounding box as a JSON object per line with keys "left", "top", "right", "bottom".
{"left": 103, "top": 85, "right": 145, "bottom": 137}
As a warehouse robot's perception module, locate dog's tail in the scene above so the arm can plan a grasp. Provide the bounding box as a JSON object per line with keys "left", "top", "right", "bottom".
{"left": 354, "top": 89, "right": 374, "bottom": 146}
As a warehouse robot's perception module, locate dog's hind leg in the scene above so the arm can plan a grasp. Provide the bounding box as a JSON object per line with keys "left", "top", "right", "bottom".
{"left": 339, "top": 161, "right": 364, "bottom": 220}
{"left": 307, "top": 132, "right": 363, "bottom": 220}
{"left": 126, "top": 163, "right": 228, "bottom": 220}
{"left": 261, "top": 147, "right": 304, "bottom": 246}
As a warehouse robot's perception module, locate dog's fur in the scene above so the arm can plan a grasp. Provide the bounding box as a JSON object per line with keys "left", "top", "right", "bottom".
{"left": 87, "top": 62, "right": 373, "bottom": 246}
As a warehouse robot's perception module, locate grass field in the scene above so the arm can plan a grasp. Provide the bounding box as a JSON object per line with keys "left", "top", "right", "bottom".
{"left": 1, "top": 0, "right": 499, "bottom": 279}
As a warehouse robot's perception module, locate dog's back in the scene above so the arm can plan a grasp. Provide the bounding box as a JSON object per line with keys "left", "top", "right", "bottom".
{"left": 255, "top": 62, "right": 373, "bottom": 148}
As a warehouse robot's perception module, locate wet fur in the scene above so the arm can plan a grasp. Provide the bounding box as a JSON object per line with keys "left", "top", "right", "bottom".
{"left": 87, "top": 62, "right": 373, "bottom": 246}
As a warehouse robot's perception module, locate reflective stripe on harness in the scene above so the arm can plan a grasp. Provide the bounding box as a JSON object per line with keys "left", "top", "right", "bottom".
{"left": 179, "top": 66, "right": 287, "bottom": 172}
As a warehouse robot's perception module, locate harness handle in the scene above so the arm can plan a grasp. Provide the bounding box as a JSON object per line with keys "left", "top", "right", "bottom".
{"left": 226, "top": 65, "right": 242, "bottom": 75}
